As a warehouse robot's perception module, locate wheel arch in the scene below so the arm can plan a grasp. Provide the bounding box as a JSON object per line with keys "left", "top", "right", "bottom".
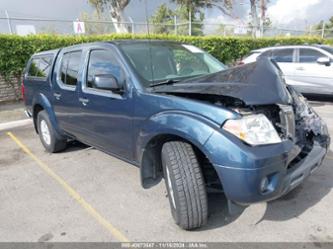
{"left": 136, "top": 112, "right": 222, "bottom": 189}
{"left": 139, "top": 132, "right": 221, "bottom": 190}
{"left": 32, "top": 103, "right": 44, "bottom": 133}
{"left": 32, "top": 93, "right": 63, "bottom": 139}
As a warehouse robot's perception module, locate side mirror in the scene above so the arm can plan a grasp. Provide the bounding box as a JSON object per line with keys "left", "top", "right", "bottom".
{"left": 93, "top": 74, "right": 123, "bottom": 93}
{"left": 317, "top": 57, "right": 331, "bottom": 66}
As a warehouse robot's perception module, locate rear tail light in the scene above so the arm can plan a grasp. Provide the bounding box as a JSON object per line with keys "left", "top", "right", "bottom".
{"left": 21, "top": 80, "right": 25, "bottom": 102}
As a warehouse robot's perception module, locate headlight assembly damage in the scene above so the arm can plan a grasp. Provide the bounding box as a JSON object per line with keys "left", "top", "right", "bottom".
{"left": 222, "top": 87, "right": 330, "bottom": 149}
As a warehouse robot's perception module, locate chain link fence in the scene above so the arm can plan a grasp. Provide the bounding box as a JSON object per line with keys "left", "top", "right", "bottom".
{"left": 0, "top": 17, "right": 332, "bottom": 38}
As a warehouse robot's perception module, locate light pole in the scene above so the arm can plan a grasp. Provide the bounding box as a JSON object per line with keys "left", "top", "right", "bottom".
{"left": 128, "top": 16, "right": 135, "bottom": 34}
{"left": 5, "top": 10, "right": 13, "bottom": 34}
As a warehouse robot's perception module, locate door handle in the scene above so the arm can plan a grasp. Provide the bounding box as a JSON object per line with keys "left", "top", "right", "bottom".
{"left": 79, "top": 97, "right": 89, "bottom": 106}
{"left": 53, "top": 92, "right": 61, "bottom": 100}
{"left": 296, "top": 67, "right": 305, "bottom": 71}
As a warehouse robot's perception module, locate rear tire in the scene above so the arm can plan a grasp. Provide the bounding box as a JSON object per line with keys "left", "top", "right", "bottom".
{"left": 161, "top": 141, "right": 208, "bottom": 230}
{"left": 37, "top": 110, "right": 66, "bottom": 153}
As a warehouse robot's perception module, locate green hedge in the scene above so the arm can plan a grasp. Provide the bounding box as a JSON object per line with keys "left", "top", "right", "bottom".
{"left": 0, "top": 33, "right": 331, "bottom": 80}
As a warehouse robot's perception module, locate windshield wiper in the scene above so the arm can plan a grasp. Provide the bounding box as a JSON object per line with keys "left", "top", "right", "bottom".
{"left": 149, "top": 79, "right": 180, "bottom": 88}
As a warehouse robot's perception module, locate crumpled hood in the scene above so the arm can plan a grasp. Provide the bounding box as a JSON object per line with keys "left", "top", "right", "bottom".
{"left": 151, "top": 58, "right": 292, "bottom": 106}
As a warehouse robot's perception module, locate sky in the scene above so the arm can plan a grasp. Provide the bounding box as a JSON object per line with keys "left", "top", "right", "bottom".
{"left": 0, "top": 0, "right": 168, "bottom": 21}
{"left": 267, "top": 0, "right": 333, "bottom": 29}
{"left": 0, "top": 0, "right": 332, "bottom": 33}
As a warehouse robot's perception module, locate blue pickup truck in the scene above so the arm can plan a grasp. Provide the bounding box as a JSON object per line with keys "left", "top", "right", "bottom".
{"left": 23, "top": 40, "right": 330, "bottom": 230}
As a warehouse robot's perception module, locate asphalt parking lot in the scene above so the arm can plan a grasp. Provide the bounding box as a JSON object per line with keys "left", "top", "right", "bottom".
{"left": 0, "top": 100, "right": 333, "bottom": 242}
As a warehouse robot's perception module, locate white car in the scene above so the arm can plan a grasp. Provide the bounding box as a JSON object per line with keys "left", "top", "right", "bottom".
{"left": 241, "top": 45, "right": 333, "bottom": 96}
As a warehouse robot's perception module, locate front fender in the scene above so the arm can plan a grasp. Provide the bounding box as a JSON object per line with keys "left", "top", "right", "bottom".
{"left": 135, "top": 111, "right": 220, "bottom": 165}
{"left": 32, "top": 93, "right": 63, "bottom": 139}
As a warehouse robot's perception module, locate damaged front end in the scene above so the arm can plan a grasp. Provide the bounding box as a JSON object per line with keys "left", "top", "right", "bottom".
{"left": 238, "top": 86, "right": 329, "bottom": 156}
{"left": 151, "top": 58, "right": 330, "bottom": 204}
{"left": 206, "top": 91, "right": 330, "bottom": 206}
{"left": 222, "top": 86, "right": 330, "bottom": 172}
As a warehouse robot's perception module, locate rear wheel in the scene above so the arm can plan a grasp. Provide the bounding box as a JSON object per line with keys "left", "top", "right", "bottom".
{"left": 37, "top": 110, "right": 66, "bottom": 153}
{"left": 161, "top": 141, "right": 208, "bottom": 230}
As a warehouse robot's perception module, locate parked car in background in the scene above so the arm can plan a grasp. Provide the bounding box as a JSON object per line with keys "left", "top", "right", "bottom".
{"left": 241, "top": 45, "right": 333, "bottom": 96}
{"left": 22, "top": 41, "right": 330, "bottom": 230}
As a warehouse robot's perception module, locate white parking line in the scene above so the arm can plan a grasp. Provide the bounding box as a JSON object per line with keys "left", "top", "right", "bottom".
{"left": 7, "top": 131, "right": 130, "bottom": 242}
{"left": 0, "top": 119, "right": 32, "bottom": 131}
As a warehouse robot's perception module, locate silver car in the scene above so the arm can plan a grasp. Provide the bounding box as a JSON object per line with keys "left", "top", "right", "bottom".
{"left": 241, "top": 45, "right": 333, "bottom": 96}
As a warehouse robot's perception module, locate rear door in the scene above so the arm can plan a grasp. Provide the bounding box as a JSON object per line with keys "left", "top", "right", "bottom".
{"left": 52, "top": 48, "right": 83, "bottom": 137}
{"left": 292, "top": 48, "right": 333, "bottom": 94}
{"left": 77, "top": 46, "right": 134, "bottom": 160}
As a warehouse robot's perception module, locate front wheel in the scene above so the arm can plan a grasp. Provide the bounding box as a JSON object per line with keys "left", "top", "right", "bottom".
{"left": 37, "top": 110, "right": 67, "bottom": 153}
{"left": 161, "top": 141, "right": 208, "bottom": 230}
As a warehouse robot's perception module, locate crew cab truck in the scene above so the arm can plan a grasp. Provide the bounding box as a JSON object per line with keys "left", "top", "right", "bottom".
{"left": 23, "top": 40, "right": 330, "bottom": 230}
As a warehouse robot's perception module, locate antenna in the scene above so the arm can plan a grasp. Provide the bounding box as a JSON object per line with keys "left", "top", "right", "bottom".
{"left": 144, "top": 0, "right": 155, "bottom": 85}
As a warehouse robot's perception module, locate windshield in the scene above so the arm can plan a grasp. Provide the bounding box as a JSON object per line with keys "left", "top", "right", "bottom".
{"left": 320, "top": 45, "right": 333, "bottom": 55}
{"left": 119, "top": 42, "right": 226, "bottom": 87}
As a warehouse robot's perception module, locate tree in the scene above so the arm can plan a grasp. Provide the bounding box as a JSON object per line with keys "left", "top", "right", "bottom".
{"left": 88, "top": 0, "right": 131, "bottom": 33}
{"left": 171, "top": 0, "right": 233, "bottom": 35}
{"left": 172, "top": 0, "right": 233, "bottom": 14}
{"left": 150, "top": 4, "right": 175, "bottom": 34}
{"left": 177, "top": 5, "right": 205, "bottom": 35}
{"left": 79, "top": 11, "right": 114, "bottom": 35}
{"left": 150, "top": 3, "right": 205, "bottom": 35}
{"left": 314, "top": 17, "right": 333, "bottom": 37}
{"left": 247, "top": 0, "right": 269, "bottom": 37}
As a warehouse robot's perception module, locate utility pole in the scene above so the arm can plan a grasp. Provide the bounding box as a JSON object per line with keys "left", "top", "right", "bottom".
{"left": 188, "top": 9, "right": 192, "bottom": 36}
{"left": 5, "top": 10, "right": 13, "bottom": 34}
{"left": 174, "top": 15, "right": 177, "bottom": 35}
{"left": 321, "top": 21, "right": 325, "bottom": 38}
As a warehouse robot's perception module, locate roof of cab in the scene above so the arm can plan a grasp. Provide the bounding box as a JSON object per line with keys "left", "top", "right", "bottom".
{"left": 110, "top": 39, "right": 181, "bottom": 45}
{"left": 31, "top": 40, "right": 182, "bottom": 57}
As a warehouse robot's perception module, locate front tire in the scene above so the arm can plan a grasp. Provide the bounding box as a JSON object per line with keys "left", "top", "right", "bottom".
{"left": 162, "top": 141, "right": 208, "bottom": 230}
{"left": 37, "top": 110, "right": 66, "bottom": 153}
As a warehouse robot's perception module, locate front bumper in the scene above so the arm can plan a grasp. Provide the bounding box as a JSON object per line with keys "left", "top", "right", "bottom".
{"left": 212, "top": 142, "right": 327, "bottom": 204}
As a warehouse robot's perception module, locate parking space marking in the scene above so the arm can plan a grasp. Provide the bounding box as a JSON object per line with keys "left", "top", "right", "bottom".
{"left": 6, "top": 131, "right": 129, "bottom": 242}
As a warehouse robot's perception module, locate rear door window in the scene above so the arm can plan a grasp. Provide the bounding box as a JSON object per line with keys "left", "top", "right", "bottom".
{"left": 60, "top": 51, "right": 82, "bottom": 86}
{"left": 28, "top": 55, "right": 53, "bottom": 78}
{"left": 299, "top": 48, "right": 325, "bottom": 63}
{"left": 272, "top": 49, "right": 294, "bottom": 63}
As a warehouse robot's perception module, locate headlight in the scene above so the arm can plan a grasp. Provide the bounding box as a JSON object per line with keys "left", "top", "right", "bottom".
{"left": 223, "top": 114, "right": 281, "bottom": 145}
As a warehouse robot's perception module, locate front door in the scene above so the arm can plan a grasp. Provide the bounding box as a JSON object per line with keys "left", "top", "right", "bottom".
{"left": 78, "top": 47, "right": 134, "bottom": 161}
{"left": 293, "top": 48, "right": 333, "bottom": 95}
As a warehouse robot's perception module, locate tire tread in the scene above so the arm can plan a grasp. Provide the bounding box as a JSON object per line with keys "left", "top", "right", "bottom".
{"left": 162, "top": 141, "right": 208, "bottom": 230}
